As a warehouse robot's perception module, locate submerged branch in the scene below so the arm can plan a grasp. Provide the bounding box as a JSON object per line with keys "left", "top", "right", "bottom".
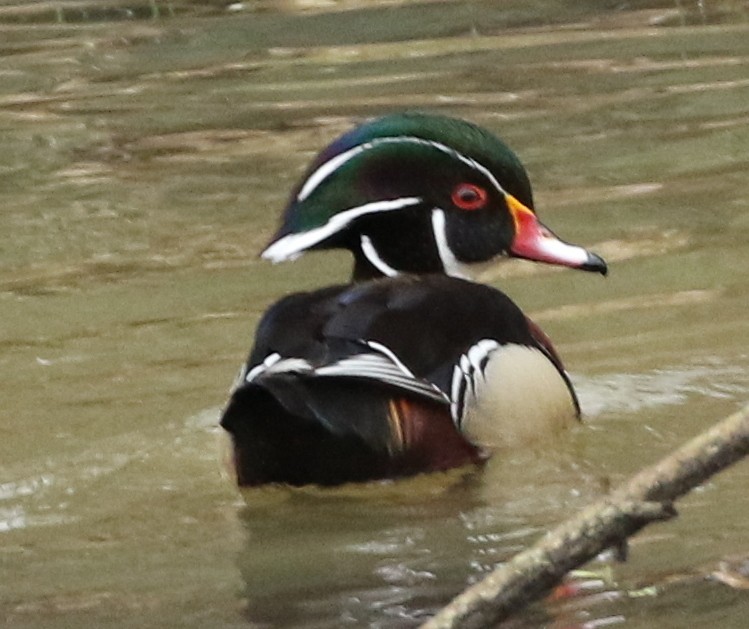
{"left": 422, "top": 402, "right": 749, "bottom": 629}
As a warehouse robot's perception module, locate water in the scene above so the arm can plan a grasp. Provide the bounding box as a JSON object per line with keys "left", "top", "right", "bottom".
{"left": 1, "top": 1, "right": 748, "bottom": 626}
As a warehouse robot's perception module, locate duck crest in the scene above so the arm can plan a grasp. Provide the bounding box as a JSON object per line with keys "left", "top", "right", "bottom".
{"left": 221, "top": 113, "right": 607, "bottom": 487}
{"left": 293, "top": 112, "right": 533, "bottom": 208}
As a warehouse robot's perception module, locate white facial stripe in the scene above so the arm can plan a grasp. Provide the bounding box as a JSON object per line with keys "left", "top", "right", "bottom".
{"left": 297, "top": 135, "right": 509, "bottom": 202}
{"left": 360, "top": 235, "right": 400, "bottom": 277}
{"left": 298, "top": 143, "right": 368, "bottom": 201}
{"left": 261, "top": 197, "right": 421, "bottom": 263}
{"left": 430, "top": 209, "right": 469, "bottom": 279}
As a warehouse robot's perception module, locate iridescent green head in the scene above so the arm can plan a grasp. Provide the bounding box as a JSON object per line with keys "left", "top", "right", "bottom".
{"left": 262, "top": 112, "right": 606, "bottom": 280}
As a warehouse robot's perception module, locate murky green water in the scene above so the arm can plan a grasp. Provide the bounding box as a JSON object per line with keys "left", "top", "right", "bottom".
{"left": 2, "top": 1, "right": 748, "bottom": 627}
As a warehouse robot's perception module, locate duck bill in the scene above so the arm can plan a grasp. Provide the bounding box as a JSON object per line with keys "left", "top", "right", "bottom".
{"left": 506, "top": 195, "right": 607, "bottom": 275}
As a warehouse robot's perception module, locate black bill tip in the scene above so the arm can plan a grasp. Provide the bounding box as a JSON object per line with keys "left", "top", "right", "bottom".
{"left": 582, "top": 252, "right": 608, "bottom": 276}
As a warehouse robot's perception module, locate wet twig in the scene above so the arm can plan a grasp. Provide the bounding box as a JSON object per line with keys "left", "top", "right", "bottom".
{"left": 421, "top": 402, "right": 749, "bottom": 629}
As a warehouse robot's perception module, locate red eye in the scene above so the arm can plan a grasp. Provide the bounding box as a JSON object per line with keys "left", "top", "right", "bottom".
{"left": 451, "top": 183, "right": 488, "bottom": 211}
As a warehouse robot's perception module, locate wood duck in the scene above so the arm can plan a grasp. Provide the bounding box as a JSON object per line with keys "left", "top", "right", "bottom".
{"left": 221, "top": 113, "right": 607, "bottom": 487}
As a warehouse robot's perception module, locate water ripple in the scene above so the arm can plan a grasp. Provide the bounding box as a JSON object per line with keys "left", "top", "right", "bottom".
{"left": 574, "top": 358, "right": 749, "bottom": 418}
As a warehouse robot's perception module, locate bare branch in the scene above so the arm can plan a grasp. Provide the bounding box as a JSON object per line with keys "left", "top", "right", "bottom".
{"left": 421, "top": 402, "right": 749, "bottom": 629}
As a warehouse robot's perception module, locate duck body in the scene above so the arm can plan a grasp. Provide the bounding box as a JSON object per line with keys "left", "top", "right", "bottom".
{"left": 221, "top": 275, "right": 578, "bottom": 487}
{"left": 220, "top": 112, "right": 606, "bottom": 487}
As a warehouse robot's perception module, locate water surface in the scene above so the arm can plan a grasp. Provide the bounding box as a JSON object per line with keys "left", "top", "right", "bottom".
{"left": 1, "top": 1, "right": 748, "bottom": 627}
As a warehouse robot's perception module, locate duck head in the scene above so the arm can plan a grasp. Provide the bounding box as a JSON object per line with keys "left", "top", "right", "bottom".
{"left": 262, "top": 113, "right": 607, "bottom": 280}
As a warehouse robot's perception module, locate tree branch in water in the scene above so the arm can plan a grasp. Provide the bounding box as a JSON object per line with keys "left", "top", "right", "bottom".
{"left": 421, "top": 402, "right": 749, "bottom": 629}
